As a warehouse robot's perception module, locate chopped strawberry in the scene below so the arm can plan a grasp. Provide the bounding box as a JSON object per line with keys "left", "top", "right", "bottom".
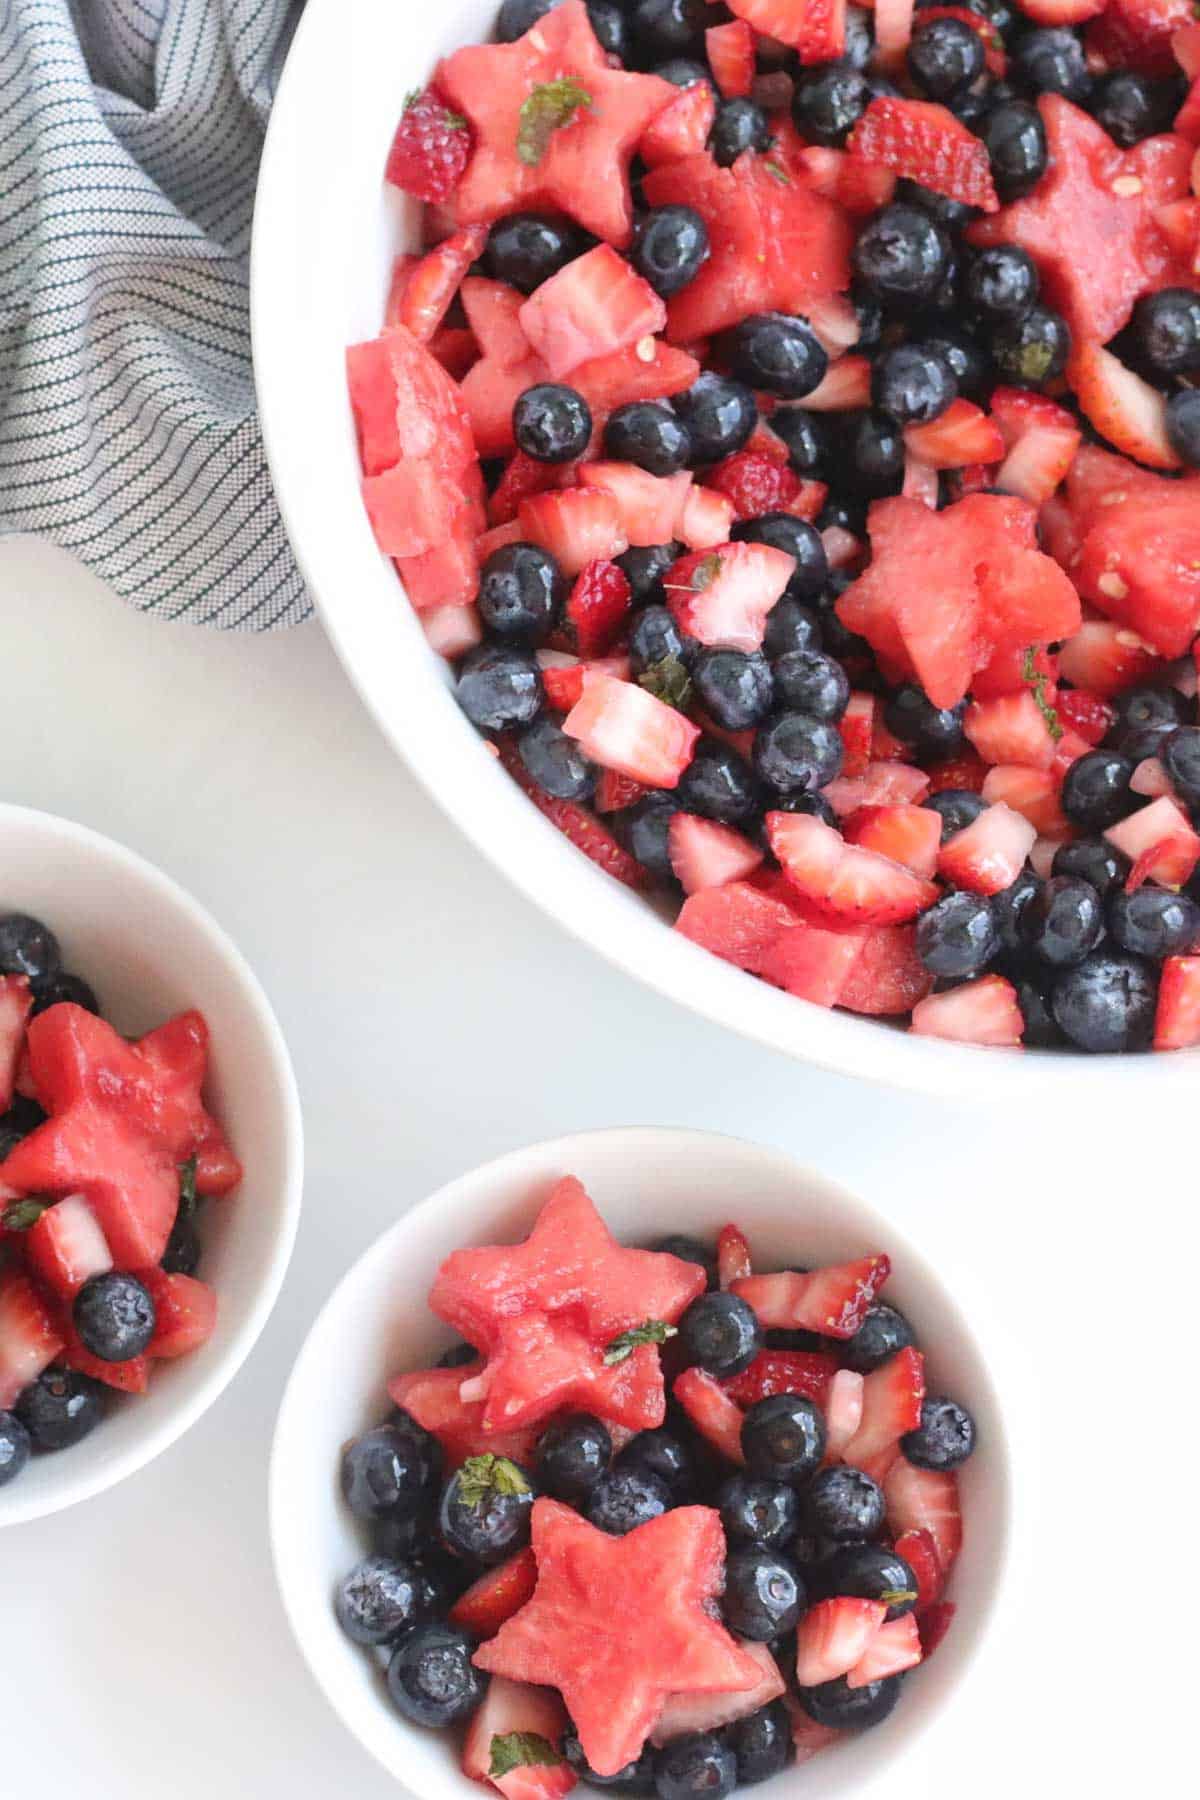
{"left": 964, "top": 690, "right": 1059, "bottom": 771}
{"left": 673, "top": 1366, "right": 746, "bottom": 1464}
{"left": 55, "top": 1314, "right": 149, "bottom": 1394}
{"left": 910, "top": 973, "right": 1025, "bottom": 1046}
{"left": 759, "top": 923, "right": 867, "bottom": 1007}
{"left": 1175, "top": 20, "right": 1200, "bottom": 77}
{"left": 937, "top": 802, "right": 1038, "bottom": 895}
{"left": 520, "top": 489, "right": 629, "bottom": 575}
{"left": 450, "top": 1549, "right": 539, "bottom": 1639}
{"left": 849, "top": 97, "right": 999, "bottom": 211}
{"left": 798, "top": 354, "right": 872, "bottom": 411}
{"left": 579, "top": 463, "right": 692, "bottom": 548}
{"left": 1087, "top": 0, "right": 1195, "bottom": 75}
{"left": 707, "top": 451, "right": 802, "bottom": 521}
{"left": 844, "top": 805, "right": 941, "bottom": 880}
{"left": 717, "top": 1223, "right": 754, "bottom": 1291}
{"left": 846, "top": 1613, "right": 923, "bottom": 1688}
{"left": 903, "top": 399, "right": 1005, "bottom": 470}
{"left": 430, "top": 326, "right": 480, "bottom": 381}
{"left": 893, "top": 1528, "right": 945, "bottom": 1611}
{"left": 668, "top": 815, "right": 764, "bottom": 894}
{"left": 731, "top": 1256, "right": 891, "bottom": 1340}
{"left": 385, "top": 87, "right": 473, "bottom": 204}
{"left": 839, "top": 692, "right": 876, "bottom": 778}
{"left": 639, "top": 80, "right": 717, "bottom": 168}
{"left": 884, "top": 1458, "right": 964, "bottom": 1570}
{"left": 574, "top": 340, "right": 702, "bottom": 414}
{"left": 594, "top": 770, "right": 647, "bottom": 813}
{"left": 561, "top": 559, "right": 633, "bottom": 658}
{"left": 925, "top": 754, "right": 988, "bottom": 794}
{"left": 396, "top": 226, "right": 489, "bottom": 344}
{"left": 722, "top": 1349, "right": 838, "bottom": 1408}
{"left": 650, "top": 1639, "right": 786, "bottom": 1746}
{"left": 1155, "top": 955, "right": 1200, "bottom": 1048}
{"left": 824, "top": 763, "right": 931, "bottom": 815}
{"left": 768, "top": 813, "right": 940, "bottom": 925}
{"left": 786, "top": 1697, "right": 844, "bottom": 1764}
{"left": 1056, "top": 687, "right": 1116, "bottom": 744}
{"left": 564, "top": 672, "right": 699, "bottom": 787}
{"left": 1019, "top": 0, "right": 1104, "bottom": 19}
{"left": 25, "top": 1195, "right": 113, "bottom": 1299}
{"left": 706, "top": 20, "right": 756, "bottom": 98}
{"left": 674, "top": 879, "right": 802, "bottom": 973}
{"left": 0, "top": 974, "right": 32, "bottom": 1114}
{"left": 840, "top": 1345, "right": 926, "bottom": 1484}
{"left": 874, "top": 0, "right": 919, "bottom": 54}
{"left": 725, "top": 0, "right": 846, "bottom": 61}
{"left": 917, "top": 1600, "right": 958, "bottom": 1658}
{"left": 971, "top": 640, "right": 1059, "bottom": 702}
{"left": 489, "top": 453, "right": 559, "bottom": 528}
{"left": 391, "top": 1362, "right": 540, "bottom": 1469}
{"left": 499, "top": 741, "right": 650, "bottom": 889}
{"left": 1056, "top": 620, "right": 1164, "bottom": 695}
{"left": 990, "top": 387, "right": 1081, "bottom": 505}
{"left": 795, "top": 1598, "right": 887, "bottom": 1688}
{"left": 676, "top": 484, "right": 739, "bottom": 550}
{"left": 901, "top": 453, "right": 940, "bottom": 509}
{"left": 1130, "top": 755, "right": 1175, "bottom": 799}
{"left": 981, "top": 766, "right": 1070, "bottom": 837}
{"left": 791, "top": 145, "right": 898, "bottom": 216}
{"left": 1105, "top": 795, "right": 1200, "bottom": 890}
{"left": 1068, "top": 340, "right": 1181, "bottom": 471}
{"left": 541, "top": 663, "right": 586, "bottom": 713}
{"left": 665, "top": 543, "right": 795, "bottom": 653}
{"left": 838, "top": 924, "right": 935, "bottom": 1015}
{"left": 520, "top": 246, "right": 666, "bottom": 380}
{"left": 823, "top": 1368, "right": 866, "bottom": 1461}
{"left": 0, "top": 1269, "right": 64, "bottom": 1409}
{"left": 462, "top": 1675, "right": 574, "bottom": 1800}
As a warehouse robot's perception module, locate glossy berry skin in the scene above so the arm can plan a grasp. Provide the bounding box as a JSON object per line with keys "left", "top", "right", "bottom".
{"left": 1112, "top": 684, "right": 1190, "bottom": 740}
{"left": 990, "top": 305, "right": 1070, "bottom": 388}
{"left": 14, "top": 1367, "right": 105, "bottom": 1451}
{"left": 741, "top": 1393, "right": 826, "bottom": 1485}
{"left": 630, "top": 604, "right": 693, "bottom": 675}
{"left": 633, "top": 206, "right": 710, "bottom": 298}
{"left": 693, "top": 650, "right": 775, "bottom": 731}
{"left": 853, "top": 205, "right": 951, "bottom": 311}
{"left": 678, "top": 740, "right": 760, "bottom": 823}
{"left": 872, "top": 343, "right": 956, "bottom": 425}
{"left": 722, "top": 1546, "right": 804, "bottom": 1640}
{"left": 902, "top": 1397, "right": 977, "bottom": 1471}
{"left": 457, "top": 645, "right": 543, "bottom": 733}
{"left": 842, "top": 410, "right": 905, "bottom": 497}
{"left": 992, "top": 868, "right": 1041, "bottom": 955}
{"left": 924, "top": 788, "right": 986, "bottom": 843}
{"left": 1130, "top": 289, "right": 1200, "bottom": 379}
{"left": 1011, "top": 27, "right": 1090, "bottom": 103}
{"left": 1108, "top": 888, "right": 1200, "bottom": 961}
{"left": 717, "top": 1476, "right": 801, "bottom": 1550}
{"left": 335, "top": 1555, "right": 435, "bottom": 1645}
{"left": 536, "top": 1413, "right": 613, "bottom": 1503}
{"left": 1167, "top": 389, "right": 1200, "bottom": 468}
{"left": 653, "top": 1732, "right": 737, "bottom": 1800}
{"left": 884, "top": 685, "right": 963, "bottom": 756}
{"left": 605, "top": 402, "right": 692, "bottom": 476}
{"left": 342, "top": 1418, "right": 441, "bottom": 1521}
{"left": 632, "top": 0, "right": 709, "bottom": 59}
{"left": 513, "top": 383, "right": 593, "bottom": 463}
{"left": 723, "top": 1700, "right": 792, "bottom": 1786}
{"left": 810, "top": 1542, "right": 918, "bottom": 1621}
{"left": 842, "top": 1303, "right": 915, "bottom": 1373}
{"left": 763, "top": 599, "right": 822, "bottom": 662}
{"left": 791, "top": 63, "right": 871, "bottom": 147}
{"left": 616, "top": 1427, "right": 695, "bottom": 1496}
{"left": 1090, "top": 72, "right": 1175, "bottom": 149}
{"left": 620, "top": 792, "right": 680, "bottom": 878}
{"left": 1052, "top": 839, "right": 1130, "bottom": 900}
{"left": 0, "top": 1409, "right": 31, "bottom": 1487}
{"left": 773, "top": 651, "right": 849, "bottom": 723}
{"left": 920, "top": 319, "right": 991, "bottom": 401}
{"left": 73, "top": 1272, "right": 156, "bottom": 1362}
{"left": 30, "top": 972, "right": 101, "bottom": 1018}
{"left": 907, "top": 17, "right": 984, "bottom": 99}
{"left": 586, "top": 1465, "right": 674, "bottom": 1535}
{"left": 440, "top": 1462, "right": 536, "bottom": 1566}
{"left": 619, "top": 541, "right": 682, "bottom": 605}
{"left": 588, "top": 0, "right": 632, "bottom": 60}
{"left": 1061, "top": 751, "right": 1134, "bottom": 831}
{"left": 673, "top": 373, "right": 757, "bottom": 463}
{"left": 655, "top": 59, "right": 715, "bottom": 92}
{"left": 729, "top": 314, "right": 828, "bottom": 401}
{"left": 517, "top": 716, "right": 595, "bottom": 802}
{"left": 1013, "top": 972, "right": 1063, "bottom": 1048}
{"left": 386, "top": 1622, "right": 488, "bottom": 1727}
{"left": 732, "top": 514, "right": 828, "bottom": 603}
{"left": 966, "top": 245, "right": 1039, "bottom": 323}
{"left": 479, "top": 544, "right": 564, "bottom": 646}
{"left": 1052, "top": 950, "right": 1158, "bottom": 1053}
{"left": 678, "top": 1291, "right": 763, "bottom": 1379}
{"left": 1021, "top": 876, "right": 1105, "bottom": 968}
{"left": 497, "top": 0, "right": 555, "bottom": 40}
{"left": 980, "top": 101, "right": 1048, "bottom": 203}
{"left": 566, "top": 1734, "right": 657, "bottom": 1794}
{"left": 917, "top": 890, "right": 998, "bottom": 979}
{"left": 710, "top": 99, "right": 771, "bottom": 167}
{"left": 0, "top": 911, "right": 60, "bottom": 982}
{"left": 485, "top": 212, "right": 588, "bottom": 294}
{"left": 754, "top": 712, "right": 843, "bottom": 797}
{"left": 1162, "top": 728, "right": 1200, "bottom": 807}
{"left": 773, "top": 791, "right": 839, "bottom": 826}
{"left": 769, "top": 407, "right": 832, "bottom": 479}
{"left": 794, "top": 1674, "right": 902, "bottom": 1731}
{"left": 373, "top": 1505, "right": 438, "bottom": 1562}
{"left": 804, "top": 1466, "right": 886, "bottom": 1543}
{"left": 438, "top": 1341, "right": 480, "bottom": 1369}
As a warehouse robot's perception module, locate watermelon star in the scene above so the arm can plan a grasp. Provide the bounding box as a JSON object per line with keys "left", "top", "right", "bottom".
{"left": 967, "top": 94, "right": 1195, "bottom": 345}
{"left": 474, "top": 1500, "right": 765, "bottom": 1778}
{"left": 429, "top": 1176, "right": 706, "bottom": 1433}
{"left": 436, "top": 0, "right": 677, "bottom": 247}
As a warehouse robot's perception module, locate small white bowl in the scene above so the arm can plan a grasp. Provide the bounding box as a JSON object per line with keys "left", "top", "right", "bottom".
{"left": 0, "top": 804, "right": 303, "bottom": 1527}
{"left": 270, "top": 1128, "right": 1010, "bottom": 1800}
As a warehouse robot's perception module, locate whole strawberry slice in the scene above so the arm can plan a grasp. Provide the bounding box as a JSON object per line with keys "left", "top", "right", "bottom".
{"left": 794, "top": 1598, "right": 887, "bottom": 1687}
{"left": 849, "top": 97, "right": 998, "bottom": 211}
{"left": 450, "top": 1549, "right": 539, "bottom": 1639}
{"left": 665, "top": 544, "right": 796, "bottom": 653}
{"left": 385, "top": 87, "right": 473, "bottom": 203}
{"left": 731, "top": 1256, "right": 892, "bottom": 1339}
{"left": 722, "top": 1349, "right": 838, "bottom": 1408}
{"left": 767, "top": 812, "right": 940, "bottom": 926}
{"left": 839, "top": 1346, "right": 926, "bottom": 1484}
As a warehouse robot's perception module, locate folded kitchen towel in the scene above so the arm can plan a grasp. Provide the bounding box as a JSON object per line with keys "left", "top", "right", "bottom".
{"left": 0, "top": 0, "right": 310, "bottom": 628}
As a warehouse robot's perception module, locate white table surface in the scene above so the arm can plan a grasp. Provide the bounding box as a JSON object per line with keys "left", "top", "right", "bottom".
{"left": 2, "top": 536, "right": 1182, "bottom": 1797}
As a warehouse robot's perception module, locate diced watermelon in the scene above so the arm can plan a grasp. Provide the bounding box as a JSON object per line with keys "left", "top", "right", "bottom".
{"left": 674, "top": 880, "right": 802, "bottom": 974}
{"left": 141, "top": 1269, "right": 218, "bottom": 1358}
{"left": 389, "top": 1363, "right": 540, "bottom": 1469}
{"left": 651, "top": 1641, "right": 785, "bottom": 1746}
{"left": 759, "top": 923, "right": 867, "bottom": 1007}
{"left": 0, "top": 1270, "right": 64, "bottom": 1410}
{"left": 837, "top": 924, "right": 935, "bottom": 1016}
{"left": 25, "top": 1195, "right": 112, "bottom": 1299}
{"left": 0, "top": 975, "right": 32, "bottom": 1114}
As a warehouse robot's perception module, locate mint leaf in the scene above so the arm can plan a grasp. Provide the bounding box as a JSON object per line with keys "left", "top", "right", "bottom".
{"left": 1022, "top": 647, "right": 1063, "bottom": 742}
{"left": 457, "top": 1454, "right": 532, "bottom": 1508}
{"left": 517, "top": 79, "right": 593, "bottom": 168}
{"left": 603, "top": 1320, "right": 678, "bottom": 1367}
{"left": 878, "top": 1587, "right": 919, "bottom": 1607}
{"left": 763, "top": 160, "right": 792, "bottom": 186}
{"left": 490, "top": 1734, "right": 564, "bottom": 1780}
{"left": 637, "top": 655, "right": 692, "bottom": 712}
{"left": 177, "top": 1155, "right": 199, "bottom": 1219}
{"left": 692, "top": 552, "right": 724, "bottom": 592}
{"left": 2, "top": 1198, "right": 52, "bottom": 1232}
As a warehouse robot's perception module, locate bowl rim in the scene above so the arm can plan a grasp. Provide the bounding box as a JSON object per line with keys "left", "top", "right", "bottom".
{"left": 268, "top": 1124, "right": 1013, "bottom": 1797}
{"left": 0, "top": 801, "right": 305, "bottom": 1527}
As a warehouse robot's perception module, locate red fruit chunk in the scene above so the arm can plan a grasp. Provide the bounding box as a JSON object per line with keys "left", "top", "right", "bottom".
{"left": 651, "top": 1640, "right": 785, "bottom": 1746}
{"left": 347, "top": 323, "right": 476, "bottom": 479}
{"left": 490, "top": 453, "right": 560, "bottom": 527}
{"left": 594, "top": 770, "right": 647, "bottom": 813}
{"left": 801, "top": 355, "right": 872, "bottom": 412}
{"left": 838, "top": 924, "right": 934, "bottom": 1016}
{"left": 911, "top": 973, "right": 1025, "bottom": 1045}
{"left": 791, "top": 144, "right": 898, "bottom": 216}
{"left": 823, "top": 1368, "right": 865, "bottom": 1461}
{"left": 389, "top": 1363, "right": 539, "bottom": 1469}
{"left": 706, "top": 21, "right": 756, "bottom": 98}
{"left": 674, "top": 880, "right": 803, "bottom": 974}
{"left": 639, "top": 81, "right": 716, "bottom": 169}
{"left": 849, "top": 97, "right": 998, "bottom": 210}
{"left": 450, "top": 1549, "right": 540, "bottom": 1639}
{"left": 722, "top": 1350, "right": 838, "bottom": 1409}
{"left": 462, "top": 1675, "right": 574, "bottom": 1800}
{"left": 903, "top": 399, "right": 1005, "bottom": 469}
{"left": 824, "top": 762, "right": 931, "bottom": 816}
{"left": 1017, "top": 0, "right": 1103, "bottom": 20}
{"left": 981, "top": 766, "right": 1070, "bottom": 837}
{"left": 840, "top": 1346, "right": 926, "bottom": 1484}
{"left": 717, "top": 1224, "right": 753, "bottom": 1291}
{"left": 563, "top": 560, "right": 633, "bottom": 657}
{"left": 874, "top": 0, "right": 919, "bottom": 53}
{"left": 56, "top": 1314, "right": 149, "bottom": 1393}
{"left": 580, "top": 464, "right": 692, "bottom": 549}
{"left": 731, "top": 1257, "right": 891, "bottom": 1340}
{"left": 385, "top": 87, "right": 473, "bottom": 204}
{"left": 843, "top": 805, "right": 941, "bottom": 879}
{"left": 673, "top": 1367, "right": 747, "bottom": 1465}
{"left": 436, "top": 1, "right": 676, "bottom": 247}
{"left": 0, "top": 974, "right": 32, "bottom": 1113}
{"left": 884, "top": 1459, "right": 963, "bottom": 1569}
{"left": 398, "top": 523, "right": 482, "bottom": 611}
{"left": 768, "top": 813, "right": 939, "bottom": 926}
{"left": 1108, "top": 795, "right": 1200, "bottom": 888}
{"left": 990, "top": 387, "right": 1081, "bottom": 506}
{"left": 707, "top": 451, "right": 802, "bottom": 520}
{"left": 1056, "top": 620, "right": 1163, "bottom": 695}
{"left": 727, "top": 0, "right": 846, "bottom": 62}
{"left": 846, "top": 1613, "right": 922, "bottom": 1688}
{"left": 677, "top": 485, "right": 739, "bottom": 550}
{"left": 839, "top": 692, "right": 876, "bottom": 778}
{"left": 759, "top": 923, "right": 866, "bottom": 1007}
{"left": 573, "top": 340, "right": 702, "bottom": 414}
{"left": 1074, "top": 493, "right": 1200, "bottom": 660}
{"left": 564, "top": 673, "right": 699, "bottom": 787}
{"left": 1155, "top": 955, "right": 1200, "bottom": 1049}
{"left": 520, "top": 489, "right": 629, "bottom": 575}
{"left": 964, "top": 690, "right": 1059, "bottom": 770}
{"left": 474, "top": 1500, "right": 764, "bottom": 1777}
{"left": 894, "top": 1527, "right": 945, "bottom": 1616}
{"left": 972, "top": 639, "right": 1058, "bottom": 701}
{"left": 665, "top": 543, "right": 795, "bottom": 653}
{"left": 668, "top": 815, "right": 763, "bottom": 894}
{"left": 520, "top": 246, "right": 666, "bottom": 379}
{"left": 1087, "top": 0, "right": 1194, "bottom": 74}
{"left": 917, "top": 1601, "right": 957, "bottom": 1658}
{"left": 787, "top": 1697, "right": 843, "bottom": 1764}
{"left": 499, "top": 740, "right": 650, "bottom": 889}
{"left": 1067, "top": 340, "right": 1181, "bottom": 471}
{"left": 967, "top": 96, "right": 1194, "bottom": 344}
{"left": 0, "top": 1270, "right": 64, "bottom": 1409}
{"left": 396, "top": 226, "right": 489, "bottom": 344}
{"left": 795, "top": 1599, "right": 887, "bottom": 1688}
{"left": 1056, "top": 687, "right": 1115, "bottom": 744}
{"left": 25, "top": 1195, "right": 112, "bottom": 1299}
{"left": 141, "top": 1269, "right": 218, "bottom": 1359}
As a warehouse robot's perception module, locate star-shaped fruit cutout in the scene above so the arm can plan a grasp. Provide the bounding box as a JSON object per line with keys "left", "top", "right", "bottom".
{"left": 430, "top": 1176, "right": 706, "bottom": 1433}
{"left": 436, "top": 0, "right": 675, "bottom": 246}
{"left": 0, "top": 1004, "right": 241, "bottom": 1267}
{"left": 474, "top": 1500, "right": 764, "bottom": 1777}
{"left": 968, "top": 95, "right": 1195, "bottom": 346}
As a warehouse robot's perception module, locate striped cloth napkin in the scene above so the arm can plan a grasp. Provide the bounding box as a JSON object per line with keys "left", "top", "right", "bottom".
{"left": 0, "top": 0, "right": 309, "bottom": 629}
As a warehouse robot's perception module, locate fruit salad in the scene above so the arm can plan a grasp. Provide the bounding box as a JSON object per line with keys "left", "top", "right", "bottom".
{"left": 349, "top": 0, "right": 1200, "bottom": 1055}
{"left": 0, "top": 911, "right": 241, "bottom": 1491}
{"left": 334, "top": 1179, "right": 975, "bottom": 1790}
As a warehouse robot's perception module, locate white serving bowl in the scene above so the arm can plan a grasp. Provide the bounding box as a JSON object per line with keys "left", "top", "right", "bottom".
{"left": 252, "top": 0, "right": 1197, "bottom": 1100}
{"left": 270, "top": 1127, "right": 1010, "bottom": 1799}
{"left": 0, "top": 804, "right": 303, "bottom": 1527}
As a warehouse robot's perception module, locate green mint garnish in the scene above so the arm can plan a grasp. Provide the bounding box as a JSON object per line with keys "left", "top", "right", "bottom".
{"left": 692, "top": 552, "right": 724, "bottom": 591}
{"left": 1013, "top": 339, "right": 1057, "bottom": 384}
{"left": 457, "top": 1454, "right": 532, "bottom": 1509}
{"left": 177, "top": 1154, "right": 199, "bottom": 1219}
{"left": 603, "top": 1320, "right": 677, "bottom": 1366}
{"left": 1022, "top": 647, "right": 1063, "bottom": 742}
{"left": 878, "top": 1587, "right": 919, "bottom": 1607}
{"left": 490, "top": 1735, "right": 564, "bottom": 1779}
{"left": 517, "top": 78, "right": 594, "bottom": 167}
{"left": 2, "top": 1198, "right": 52, "bottom": 1232}
{"left": 403, "top": 88, "right": 467, "bottom": 129}
{"left": 638, "top": 655, "right": 693, "bottom": 712}
{"left": 763, "top": 160, "right": 792, "bottom": 185}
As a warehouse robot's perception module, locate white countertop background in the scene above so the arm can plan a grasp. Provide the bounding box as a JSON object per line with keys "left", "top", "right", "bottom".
{"left": 2, "top": 536, "right": 1181, "bottom": 1796}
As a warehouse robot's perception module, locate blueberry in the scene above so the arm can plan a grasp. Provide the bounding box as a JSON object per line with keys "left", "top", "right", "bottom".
{"left": 896, "top": 177, "right": 978, "bottom": 232}
{"left": 386, "top": 1621, "right": 487, "bottom": 1727}
{"left": 804, "top": 1466, "right": 886, "bottom": 1542}
{"left": 918, "top": 319, "right": 992, "bottom": 401}
{"left": 809, "top": 1541, "right": 919, "bottom": 1620}
{"left": 853, "top": 205, "right": 951, "bottom": 310}
{"left": 479, "top": 544, "right": 564, "bottom": 647}
{"left": 791, "top": 62, "right": 871, "bottom": 146}
{"left": 1129, "top": 288, "right": 1200, "bottom": 379}
{"left": 1012, "top": 27, "right": 1090, "bottom": 103}
{"left": 841, "top": 1303, "right": 915, "bottom": 1373}
{"left": 440, "top": 1455, "right": 536, "bottom": 1565}
{"left": 654, "top": 1733, "right": 737, "bottom": 1800}
{"left": 1012, "top": 971, "right": 1064, "bottom": 1048}
{"left": 991, "top": 867, "right": 1041, "bottom": 954}
{"left": 587, "top": 1465, "right": 674, "bottom": 1534}
{"left": 497, "top": 0, "right": 555, "bottom": 40}
{"left": 342, "top": 1417, "right": 442, "bottom": 1520}
{"left": 710, "top": 98, "right": 772, "bottom": 166}
{"left": 618, "top": 791, "right": 680, "bottom": 877}
{"left": 980, "top": 99, "right": 1048, "bottom": 201}
{"left": 772, "top": 650, "right": 849, "bottom": 724}
{"left": 884, "top": 685, "right": 964, "bottom": 756}
{"left": 605, "top": 402, "right": 693, "bottom": 475}
{"left": 0, "top": 912, "right": 61, "bottom": 983}
{"left": 966, "top": 244, "right": 1039, "bottom": 322}
{"left": 457, "top": 644, "right": 543, "bottom": 732}
{"left": 654, "top": 58, "right": 716, "bottom": 91}
{"left": 1167, "top": 388, "right": 1200, "bottom": 467}
{"left": 678, "top": 1291, "right": 763, "bottom": 1378}
{"left": 718, "top": 1476, "right": 801, "bottom": 1549}
{"left": 1091, "top": 70, "right": 1176, "bottom": 147}
{"left": 536, "top": 1413, "right": 612, "bottom": 1502}
{"left": 1162, "top": 727, "right": 1200, "bottom": 807}
{"left": 335, "top": 1554, "right": 435, "bottom": 1645}
{"left": 633, "top": 206, "right": 710, "bottom": 298}
{"left": 754, "top": 712, "right": 844, "bottom": 796}
{"left": 1112, "top": 683, "right": 1191, "bottom": 740}
{"left": 768, "top": 407, "right": 832, "bottom": 480}
{"left": 1051, "top": 838, "right": 1130, "bottom": 899}
{"left": 843, "top": 4, "right": 876, "bottom": 69}
{"left": 15, "top": 1366, "right": 105, "bottom": 1451}
{"left": 794, "top": 1674, "right": 902, "bottom": 1731}
{"left": 439, "top": 1341, "right": 478, "bottom": 1369}
{"left": 566, "top": 1734, "right": 657, "bottom": 1793}
{"left": 924, "top": 788, "right": 987, "bottom": 842}
{"left": 1108, "top": 887, "right": 1200, "bottom": 960}
{"left": 373, "top": 1504, "right": 438, "bottom": 1562}
{"left": 908, "top": 16, "right": 985, "bottom": 98}
{"left": 730, "top": 313, "right": 829, "bottom": 400}
{"left": 1052, "top": 949, "right": 1159, "bottom": 1052}
{"left": 872, "top": 342, "right": 957, "bottom": 425}
{"left": 30, "top": 971, "right": 101, "bottom": 1018}
{"left": 652, "top": 1235, "right": 717, "bottom": 1279}
{"left": 517, "top": 715, "right": 595, "bottom": 801}
{"left": 673, "top": 372, "right": 757, "bottom": 463}
{"left": 841, "top": 409, "right": 905, "bottom": 497}
{"left": 851, "top": 284, "right": 885, "bottom": 352}
{"left": 722, "top": 1546, "right": 804, "bottom": 1640}
{"left": 731, "top": 514, "right": 829, "bottom": 602}
{"left": 1061, "top": 750, "right": 1135, "bottom": 830}
{"left": 630, "top": 605, "right": 693, "bottom": 676}
{"left": 485, "top": 213, "right": 589, "bottom": 294}
{"left": 73, "top": 1272, "right": 156, "bottom": 1362}
{"left": 762, "top": 599, "right": 822, "bottom": 662}
{"left": 616, "top": 1427, "right": 696, "bottom": 1496}
{"left": 772, "top": 791, "right": 839, "bottom": 825}
{"left": 726, "top": 1701, "right": 793, "bottom": 1785}
{"left": 991, "top": 304, "right": 1071, "bottom": 387}
{"left": 589, "top": 0, "right": 632, "bottom": 60}
{"left": 678, "top": 739, "right": 761, "bottom": 822}
{"left": 620, "top": 541, "right": 684, "bottom": 605}
{"left": 916, "top": 891, "right": 998, "bottom": 979}
{"left": 902, "top": 1396, "right": 977, "bottom": 1471}
{"left": 688, "top": 649, "right": 771, "bottom": 731}
{"left": 741, "top": 1393, "right": 826, "bottom": 1484}
{"left": 514, "top": 383, "right": 593, "bottom": 463}
{"left": 0, "top": 1410, "right": 31, "bottom": 1486}
{"left": 1022, "top": 875, "right": 1106, "bottom": 968}
{"left": 632, "top": 0, "right": 709, "bottom": 59}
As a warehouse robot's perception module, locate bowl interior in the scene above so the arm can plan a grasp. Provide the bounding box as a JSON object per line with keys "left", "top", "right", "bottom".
{"left": 0, "top": 805, "right": 302, "bottom": 1527}
{"left": 270, "top": 1128, "right": 1009, "bottom": 1800}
